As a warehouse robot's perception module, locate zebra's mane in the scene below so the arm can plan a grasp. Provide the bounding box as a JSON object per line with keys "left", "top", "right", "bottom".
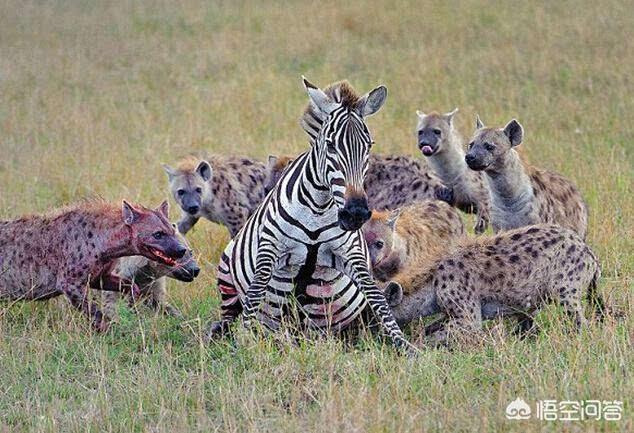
{"left": 300, "top": 81, "right": 361, "bottom": 142}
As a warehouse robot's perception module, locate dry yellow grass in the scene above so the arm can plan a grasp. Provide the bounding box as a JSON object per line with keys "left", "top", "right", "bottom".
{"left": 0, "top": 1, "right": 632, "bottom": 432}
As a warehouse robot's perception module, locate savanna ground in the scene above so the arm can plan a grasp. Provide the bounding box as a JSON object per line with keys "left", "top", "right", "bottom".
{"left": 0, "top": 0, "right": 632, "bottom": 431}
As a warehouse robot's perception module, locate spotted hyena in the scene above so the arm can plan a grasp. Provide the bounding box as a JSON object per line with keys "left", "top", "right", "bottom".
{"left": 98, "top": 230, "right": 200, "bottom": 318}
{"left": 416, "top": 108, "right": 490, "bottom": 234}
{"left": 163, "top": 155, "right": 268, "bottom": 237}
{"left": 0, "top": 200, "right": 187, "bottom": 331}
{"left": 362, "top": 200, "right": 465, "bottom": 290}
{"left": 382, "top": 224, "right": 602, "bottom": 346}
{"left": 265, "top": 153, "right": 454, "bottom": 210}
{"left": 465, "top": 117, "right": 588, "bottom": 238}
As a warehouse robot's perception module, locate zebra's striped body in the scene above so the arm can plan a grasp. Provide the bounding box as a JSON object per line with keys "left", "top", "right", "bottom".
{"left": 208, "top": 78, "right": 414, "bottom": 353}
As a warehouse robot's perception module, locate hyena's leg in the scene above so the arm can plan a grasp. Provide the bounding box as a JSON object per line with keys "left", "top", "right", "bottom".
{"left": 90, "top": 273, "right": 141, "bottom": 299}
{"left": 558, "top": 287, "right": 588, "bottom": 330}
{"left": 432, "top": 288, "right": 483, "bottom": 346}
{"left": 60, "top": 280, "right": 111, "bottom": 332}
{"left": 206, "top": 253, "right": 243, "bottom": 340}
{"left": 141, "top": 278, "right": 183, "bottom": 318}
{"left": 176, "top": 213, "right": 199, "bottom": 235}
{"left": 474, "top": 204, "right": 490, "bottom": 235}
{"left": 336, "top": 240, "right": 416, "bottom": 355}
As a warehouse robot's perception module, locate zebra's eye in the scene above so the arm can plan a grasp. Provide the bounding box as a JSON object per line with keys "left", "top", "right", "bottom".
{"left": 326, "top": 141, "right": 336, "bottom": 152}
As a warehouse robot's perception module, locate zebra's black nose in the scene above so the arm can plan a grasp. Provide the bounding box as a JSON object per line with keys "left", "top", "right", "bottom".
{"left": 338, "top": 197, "right": 372, "bottom": 231}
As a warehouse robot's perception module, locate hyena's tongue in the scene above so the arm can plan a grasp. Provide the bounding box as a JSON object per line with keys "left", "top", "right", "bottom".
{"left": 422, "top": 145, "right": 433, "bottom": 156}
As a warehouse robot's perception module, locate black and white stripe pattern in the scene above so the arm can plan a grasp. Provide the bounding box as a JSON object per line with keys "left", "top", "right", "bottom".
{"left": 209, "top": 78, "right": 414, "bottom": 353}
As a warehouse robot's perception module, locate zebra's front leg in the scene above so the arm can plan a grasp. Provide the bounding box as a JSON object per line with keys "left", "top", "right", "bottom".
{"left": 241, "top": 245, "right": 278, "bottom": 329}
{"left": 339, "top": 258, "right": 417, "bottom": 355}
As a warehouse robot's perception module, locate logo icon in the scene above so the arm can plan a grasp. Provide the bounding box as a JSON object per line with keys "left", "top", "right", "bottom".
{"left": 506, "top": 398, "right": 532, "bottom": 420}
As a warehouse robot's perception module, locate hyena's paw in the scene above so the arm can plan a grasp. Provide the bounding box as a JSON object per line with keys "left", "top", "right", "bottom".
{"left": 474, "top": 216, "right": 488, "bottom": 235}
{"left": 163, "top": 304, "right": 183, "bottom": 319}
{"left": 204, "top": 320, "right": 232, "bottom": 342}
{"left": 435, "top": 186, "right": 454, "bottom": 205}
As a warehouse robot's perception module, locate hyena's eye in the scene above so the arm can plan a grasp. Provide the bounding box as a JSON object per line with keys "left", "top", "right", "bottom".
{"left": 468, "top": 142, "right": 474, "bottom": 149}
{"left": 433, "top": 129, "right": 441, "bottom": 136}
{"left": 152, "top": 231, "right": 165, "bottom": 240}
{"left": 374, "top": 240, "right": 384, "bottom": 249}
{"left": 177, "top": 189, "right": 185, "bottom": 196}
{"left": 195, "top": 187, "right": 202, "bottom": 194}
{"left": 485, "top": 142, "right": 496, "bottom": 151}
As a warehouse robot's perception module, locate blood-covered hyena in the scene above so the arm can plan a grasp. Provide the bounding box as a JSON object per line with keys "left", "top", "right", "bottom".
{"left": 0, "top": 200, "right": 187, "bottom": 331}
{"left": 382, "top": 224, "right": 602, "bottom": 346}
{"left": 465, "top": 117, "right": 588, "bottom": 238}
{"left": 416, "top": 109, "right": 490, "bottom": 234}
{"left": 265, "top": 153, "right": 454, "bottom": 210}
{"left": 98, "top": 230, "right": 200, "bottom": 318}
{"left": 362, "top": 200, "right": 465, "bottom": 290}
{"left": 163, "top": 155, "right": 268, "bottom": 237}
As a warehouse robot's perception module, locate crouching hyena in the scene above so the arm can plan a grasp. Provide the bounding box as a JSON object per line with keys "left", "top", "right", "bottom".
{"left": 381, "top": 224, "right": 603, "bottom": 346}
{"left": 362, "top": 200, "right": 465, "bottom": 289}
{"left": 265, "top": 153, "right": 454, "bottom": 210}
{"left": 416, "top": 109, "right": 490, "bottom": 234}
{"left": 0, "top": 200, "right": 188, "bottom": 331}
{"left": 465, "top": 117, "right": 588, "bottom": 238}
{"left": 98, "top": 231, "right": 200, "bottom": 318}
{"left": 163, "top": 155, "right": 268, "bottom": 237}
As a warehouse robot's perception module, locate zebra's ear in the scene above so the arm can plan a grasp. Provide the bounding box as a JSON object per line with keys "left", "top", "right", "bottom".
{"left": 303, "top": 76, "right": 337, "bottom": 115}
{"left": 357, "top": 85, "right": 388, "bottom": 118}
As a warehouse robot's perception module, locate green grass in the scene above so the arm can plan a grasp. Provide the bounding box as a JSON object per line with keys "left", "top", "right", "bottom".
{"left": 0, "top": 0, "right": 632, "bottom": 431}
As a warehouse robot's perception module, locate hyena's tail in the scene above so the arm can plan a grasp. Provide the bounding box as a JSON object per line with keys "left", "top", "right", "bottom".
{"left": 586, "top": 263, "right": 624, "bottom": 321}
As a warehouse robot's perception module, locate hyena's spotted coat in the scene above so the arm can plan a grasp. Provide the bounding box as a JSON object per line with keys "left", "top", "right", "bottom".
{"left": 382, "top": 224, "right": 602, "bottom": 345}
{"left": 416, "top": 109, "right": 490, "bottom": 233}
{"left": 465, "top": 118, "right": 588, "bottom": 238}
{"left": 266, "top": 153, "right": 454, "bottom": 211}
{"left": 0, "top": 200, "right": 187, "bottom": 331}
{"left": 163, "top": 155, "right": 269, "bottom": 237}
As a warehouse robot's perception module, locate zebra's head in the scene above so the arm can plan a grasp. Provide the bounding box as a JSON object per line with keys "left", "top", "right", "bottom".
{"left": 302, "top": 77, "right": 388, "bottom": 231}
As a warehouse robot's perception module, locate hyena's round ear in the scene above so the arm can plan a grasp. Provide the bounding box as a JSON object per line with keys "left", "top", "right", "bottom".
{"left": 476, "top": 115, "right": 485, "bottom": 129}
{"left": 503, "top": 119, "right": 524, "bottom": 147}
{"left": 162, "top": 164, "right": 176, "bottom": 181}
{"left": 384, "top": 281, "right": 404, "bottom": 307}
{"left": 416, "top": 110, "right": 426, "bottom": 119}
{"left": 196, "top": 160, "right": 213, "bottom": 182}
{"left": 156, "top": 200, "right": 169, "bottom": 219}
{"left": 444, "top": 108, "right": 459, "bottom": 124}
{"left": 122, "top": 200, "right": 141, "bottom": 225}
{"left": 387, "top": 208, "right": 402, "bottom": 230}
{"left": 267, "top": 155, "right": 278, "bottom": 167}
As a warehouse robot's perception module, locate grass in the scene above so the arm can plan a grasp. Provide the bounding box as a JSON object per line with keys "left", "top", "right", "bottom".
{"left": 0, "top": 0, "right": 632, "bottom": 431}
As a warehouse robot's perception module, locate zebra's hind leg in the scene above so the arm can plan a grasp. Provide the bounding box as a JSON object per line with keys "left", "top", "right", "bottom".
{"left": 241, "top": 244, "right": 277, "bottom": 328}
{"left": 205, "top": 253, "right": 243, "bottom": 342}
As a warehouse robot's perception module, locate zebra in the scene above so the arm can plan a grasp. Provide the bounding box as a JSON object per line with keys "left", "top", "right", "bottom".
{"left": 206, "top": 77, "right": 416, "bottom": 354}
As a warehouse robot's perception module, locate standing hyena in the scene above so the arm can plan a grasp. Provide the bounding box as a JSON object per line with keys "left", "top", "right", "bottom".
{"left": 0, "top": 200, "right": 188, "bottom": 331}
{"left": 362, "top": 200, "right": 465, "bottom": 288}
{"left": 416, "top": 109, "right": 490, "bottom": 234}
{"left": 465, "top": 117, "right": 588, "bottom": 238}
{"left": 98, "top": 231, "right": 200, "bottom": 317}
{"left": 163, "top": 155, "right": 268, "bottom": 237}
{"left": 381, "top": 224, "right": 602, "bottom": 345}
{"left": 265, "top": 153, "right": 454, "bottom": 210}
